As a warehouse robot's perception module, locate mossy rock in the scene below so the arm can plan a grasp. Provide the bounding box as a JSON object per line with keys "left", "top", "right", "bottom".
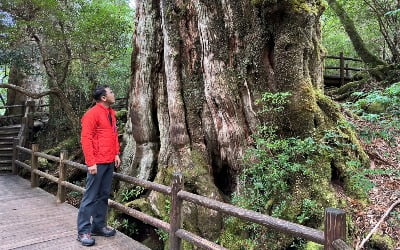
{"left": 366, "top": 233, "right": 395, "bottom": 250}
{"left": 366, "top": 102, "right": 387, "bottom": 114}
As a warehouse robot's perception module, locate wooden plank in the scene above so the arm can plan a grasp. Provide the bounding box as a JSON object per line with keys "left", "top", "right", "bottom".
{"left": 0, "top": 175, "right": 150, "bottom": 250}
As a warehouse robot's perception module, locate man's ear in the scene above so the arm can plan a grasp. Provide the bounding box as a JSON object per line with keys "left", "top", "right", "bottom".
{"left": 101, "top": 95, "right": 107, "bottom": 101}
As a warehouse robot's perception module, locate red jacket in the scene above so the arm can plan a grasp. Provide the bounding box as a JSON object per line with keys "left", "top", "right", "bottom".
{"left": 81, "top": 103, "right": 120, "bottom": 166}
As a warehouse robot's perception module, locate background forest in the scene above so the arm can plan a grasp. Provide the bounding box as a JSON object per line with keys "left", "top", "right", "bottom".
{"left": 0, "top": 0, "right": 399, "bottom": 249}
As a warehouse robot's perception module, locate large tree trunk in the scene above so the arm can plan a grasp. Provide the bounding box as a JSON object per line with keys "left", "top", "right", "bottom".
{"left": 327, "top": 0, "right": 386, "bottom": 66}
{"left": 124, "top": 0, "right": 368, "bottom": 247}
{"left": 6, "top": 40, "right": 46, "bottom": 117}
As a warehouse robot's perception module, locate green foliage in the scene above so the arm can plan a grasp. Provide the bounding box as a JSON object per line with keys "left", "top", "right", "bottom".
{"left": 347, "top": 82, "right": 400, "bottom": 145}
{"left": 110, "top": 217, "right": 138, "bottom": 236}
{"left": 323, "top": 0, "right": 400, "bottom": 63}
{"left": 345, "top": 160, "right": 374, "bottom": 197}
{"left": 322, "top": 1, "right": 378, "bottom": 59}
{"left": 155, "top": 228, "right": 169, "bottom": 242}
{"left": 1, "top": 0, "right": 133, "bottom": 113}
{"left": 297, "top": 199, "right": 319, "bottom": 224}
{"left": 121, "top": 186, "right": 144, "bottom": 202}
{"left": 220, "top": 91, "right": 371, "bottom": 249}
{"left": 256, "top": 92, "right": 291, "bottom": 113}
{"left": 388, "top": 210, "right": 400, "bottom": 228}
{"left": 235, "top": 129, "right": 321, "bottom": 213}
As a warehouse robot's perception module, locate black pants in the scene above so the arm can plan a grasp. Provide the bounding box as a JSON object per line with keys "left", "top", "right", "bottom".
{"left": 77, "top": 163, "right": 114, "bottom": 234}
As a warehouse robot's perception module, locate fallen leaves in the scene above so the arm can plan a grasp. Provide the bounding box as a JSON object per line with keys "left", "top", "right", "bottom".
{"left": 345, "top": 112, "right": 400, "bottom": 248}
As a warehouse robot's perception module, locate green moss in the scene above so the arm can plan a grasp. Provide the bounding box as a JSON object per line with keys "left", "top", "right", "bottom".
{"left": 290, "top": 0, "right": 325, "bottom": 15}
{"left": 125, "top": 198, "right": 155, "bottom": 217}
{"left": 367, "top": 101, "right": 387, "bottom": 114}
{"left": 218, "top": 218, "right": 257, "bottom": 250}
{"left": 305, "top": 241, "right": 323, "bottom": 250}
{"left": 368, "top": 233, "right": 395, "bottom": 250}
{"left": 333, "top": 80, "right": 363, "bottom": 96}
{"left": 219, "top": 87, "right": 370, "bottom": 248}
{"left": 250, "top": 0, "right": 266, "bottom": 6}
{"left": 124, "top": 150, "right": 222, "bottom": 249}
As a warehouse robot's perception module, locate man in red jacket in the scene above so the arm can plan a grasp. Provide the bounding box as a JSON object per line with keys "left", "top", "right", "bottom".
{"left": 77, "top": 85, "right": 121, "bottom": 246}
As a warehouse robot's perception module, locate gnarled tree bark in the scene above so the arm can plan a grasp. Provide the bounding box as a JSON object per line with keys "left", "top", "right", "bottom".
{"left": 125, "top": 0, "right": 368, "bottom": 247}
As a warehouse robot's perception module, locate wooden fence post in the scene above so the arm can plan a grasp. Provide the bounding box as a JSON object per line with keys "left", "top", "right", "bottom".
{"left": 324, "top": 208, "right": 346, "bottom": 250}
{"left": 20, "top": 101, "right": 25, "bottom": 116}
{"left": 57, "top": 150, "right": 68, "bottom": 203}
{"left": 11, "top": 138, "right": 19, "bottom": 175}
{"left": 31, "top": 144, "right": 39, "bottom": 188}
{"left": 169, "top": 172, "right": 183, "bottom": 250}
{"left": 339, "top": 52, "right": 345, "bottom": 86}
{"left": 27, "top": 101, "right": 35, "bottom": 140}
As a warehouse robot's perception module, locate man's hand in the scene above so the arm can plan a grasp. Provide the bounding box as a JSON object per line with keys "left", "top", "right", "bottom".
{"left": 115, "top": 155, "right": 121, "bottom": 168}
{"left": 88, "top": 164, "right": 97, "bottom": 175}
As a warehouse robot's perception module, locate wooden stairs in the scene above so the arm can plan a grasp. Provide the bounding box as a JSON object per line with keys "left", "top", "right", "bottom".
{"left": 0, "top": 124, "right": 21, "bottom": 172}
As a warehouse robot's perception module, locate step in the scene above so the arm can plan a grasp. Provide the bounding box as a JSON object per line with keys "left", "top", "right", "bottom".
{"left": 0, "top": 130, "right": 20, "bottom": 135}
{"left": 0, "top": 144, "right": 12, "bottom": 150}
{"left": 0, "top": 131, "right": 20, "bottom": 135}
{"left": 0, "top": 148, "right": 13, "bottom": 151}
{"left": 0, "top": 166, "right": 12, "bottom": 172}
{"left": 0, "top": 126, "right": 21, "bottom": 130}
{"left": 0, "top": 137, "right": 17, "bottom": 141}
{"left": 0, "top": 141, "right": 13, "bottom": 145}
{"left": 0, "top": 124, "right": 22, "bottom": 129}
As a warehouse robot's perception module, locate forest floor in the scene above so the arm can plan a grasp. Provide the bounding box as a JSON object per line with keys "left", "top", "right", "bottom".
{"left": 344, "top": 111, "right": 400, "bottom": 249}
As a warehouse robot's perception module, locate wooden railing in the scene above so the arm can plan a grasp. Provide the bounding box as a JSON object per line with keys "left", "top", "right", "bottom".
{"left": 113, "top": 97, "right": 128, "bottom": 111}
{"left": 324, "top": 52, "right": 364, "bottom": 86}
{"left": 0, "top": 101, "right": 35, "bottom": 147}
{"left": 11, "top": 144, "right": 352, "bottom": 250}
{"left": 0, "top": 103, "right": 26, "bottom": 126}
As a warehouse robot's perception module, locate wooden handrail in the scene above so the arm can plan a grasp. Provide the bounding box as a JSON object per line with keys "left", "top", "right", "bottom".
{"left": 324, "top": 52, "right": 364, "bottom": 86}
{"left": 178, "top": 190, "right": 325, "bottom": 244}
{"left": 12, "top": 144, "right": 351, "bottom": 249}
{"left": 0, "top": 104, "right": 25, "bottom": 109}
{"left": 325, "top": 55, "right": 363, "bottom": 62}
{"left": 325, "top": 66, "right": 363, "bottom": 71}
{"left": 0, "top": 114, "right": 23, "bottom": 119}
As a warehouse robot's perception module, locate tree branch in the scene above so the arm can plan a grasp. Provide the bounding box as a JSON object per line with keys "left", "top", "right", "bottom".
{"left": 356, "top": 199, "right": 400, "bottom": 249}
{"left": 0, "top": 83, "right": 80, "bottom": 133}
{"left": 0, "top": 83, "right": 59, "bottom": 99}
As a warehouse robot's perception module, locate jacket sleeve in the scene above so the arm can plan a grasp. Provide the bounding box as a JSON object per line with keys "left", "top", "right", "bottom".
{"left": 114, "top": 111, "right": 120, "bottom": 155}
{"left": 81, "top": 112, "right": 97, "bottom": 166}
{"left": 115, "top": 134, "right": 120, "bottom": 155}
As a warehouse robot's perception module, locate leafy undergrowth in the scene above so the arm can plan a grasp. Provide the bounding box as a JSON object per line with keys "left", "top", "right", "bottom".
{"left": 341, "top": 82, "right": 400, "bottom": 248}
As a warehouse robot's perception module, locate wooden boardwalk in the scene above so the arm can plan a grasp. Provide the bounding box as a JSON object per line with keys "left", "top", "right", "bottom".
{"left": 0, "top": 174, "right": 150, "bottom": 250}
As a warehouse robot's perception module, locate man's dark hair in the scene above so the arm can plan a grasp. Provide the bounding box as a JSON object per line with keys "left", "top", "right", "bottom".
{"left": 93, "top": 85, "right": 109, "bottom": 101}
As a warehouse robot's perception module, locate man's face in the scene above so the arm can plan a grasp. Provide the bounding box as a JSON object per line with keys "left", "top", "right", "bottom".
{"left": 102, "top": 87, "right": 116, "bottom": 104}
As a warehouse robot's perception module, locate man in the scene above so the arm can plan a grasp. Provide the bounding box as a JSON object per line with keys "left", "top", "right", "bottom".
{"left": 77, "top": 85, "right": 121, "bottom": 246}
